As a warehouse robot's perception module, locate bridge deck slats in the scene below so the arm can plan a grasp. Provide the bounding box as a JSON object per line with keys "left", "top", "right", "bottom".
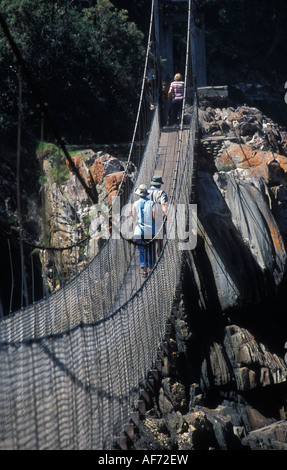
{"left": 112, "top": 127, "right": 189, "bottom": 311}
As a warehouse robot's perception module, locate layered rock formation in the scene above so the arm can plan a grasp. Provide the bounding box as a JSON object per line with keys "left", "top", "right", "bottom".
{"left": 192, "top": 105, "right": 287, "bottom": 313}
{"left": 40, "top": 149, "right": 134, "bottom": 288}
{"left": 1, "top": 99, "right": 287, "bottom": 449}
{"left": 132, "top": 103, "right": 287, "bottom": 451}
{"left": 0, "top": 144, "right": 135, "bottom": 305}
{"left": 132, "top": 296, "right": 287, "bottom": 451}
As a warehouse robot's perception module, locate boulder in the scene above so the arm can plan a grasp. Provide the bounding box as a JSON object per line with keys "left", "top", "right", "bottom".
{"left": 191, "top": 121, "right": 287, "bottom": 311}
{"left": 105, "top": 170, "right": 130, "bottom": 205}
{"left": 215, "top": 142, "right": 287, "bottom": 181}
{"left": 214, "top": 400, "right": 276, "bottom": 433}
{"left": 190, "top": 169, "right": 286, "bottom": 312}
{"left": 242, "top": 421, "right": 287, "bottom": 450}
{"left": 224, "top": 173, "right": 286, "bottom": 281}
{"left": 90, "top": 153, "right": 122, "bottom": 184}
{"left": 132, "top": 413, "right": 173, "bottom": 450}
{"left": 159, "top": 378, "right": 187, "bottom": 414}
{"left": 181, "top": 406, "right": 244, "bottom": 450}
{"left": 200, "top": 325, "right": 287, "bottom": 392}
{"left": 66, "top": 153, "right": 93, "bottom": 187}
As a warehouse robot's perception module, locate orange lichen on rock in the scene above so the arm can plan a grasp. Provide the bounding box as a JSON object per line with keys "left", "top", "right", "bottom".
{"left": 90, "top": 155, "right": 111, "bottom": 184}
{"left": 105, "top": 171, "right": 130, "bottom": 205}
{"left": 105, "top": 171, "right": 125, "bottom": 194}
{"left": 66, "top": 154, "right": 92, "bottom": 187}
{"left": 226, "top": 110, "right": 243, "bottom": 122}
{"left": 65, "top": 152, "right": 127, "bottom": 207}
{"left": 217, "top": 143, "right": 287, "bottom": 181}
{"left": 268, "top": 218, "right": 286, "bottom": 258}
{"left": 90, "top": 154, "right": 122, "bottom": 184}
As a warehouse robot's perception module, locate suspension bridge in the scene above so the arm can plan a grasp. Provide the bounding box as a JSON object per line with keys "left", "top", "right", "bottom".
{"left": 0, "top": 0, "right": 199, "bottom": 450}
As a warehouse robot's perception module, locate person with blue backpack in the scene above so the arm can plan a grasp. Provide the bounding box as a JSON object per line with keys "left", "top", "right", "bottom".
{"left": 132, "top": 184, "right": 156, "bottom": 278}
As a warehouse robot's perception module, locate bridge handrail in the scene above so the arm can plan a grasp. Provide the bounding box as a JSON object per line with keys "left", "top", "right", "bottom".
{"left": 0, "top": 106, "right": 161, "bottom": 343}
{"left": 0, "top": 0, "right": 198, "bottom": 450}
{"left": 0, "top": 97, "right": 198, "bottom": 450}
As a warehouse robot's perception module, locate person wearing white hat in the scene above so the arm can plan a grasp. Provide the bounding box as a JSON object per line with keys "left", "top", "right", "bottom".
{"left": 132, "top": 184, "right": 156, "bottom": 277}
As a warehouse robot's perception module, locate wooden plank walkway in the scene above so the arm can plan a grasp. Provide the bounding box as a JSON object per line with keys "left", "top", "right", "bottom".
{"left": 112, "top": 126, "right": 189, "bottom": 311}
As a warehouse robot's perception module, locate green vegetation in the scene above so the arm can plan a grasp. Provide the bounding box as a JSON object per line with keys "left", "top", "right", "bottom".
{"left": 0, "top": 0, "right": 145, "bottom": 144}
{"left": 0, "top": 0, "right": 286, "bottom": 146}
{"left": 36, "top": 141, "right": 75, "bottom": 185}
{"left": 48, "top": 158, "right": 70, "bottom": 185}
{"left": 36, "top": 141, "right": 79, "bottom": 160}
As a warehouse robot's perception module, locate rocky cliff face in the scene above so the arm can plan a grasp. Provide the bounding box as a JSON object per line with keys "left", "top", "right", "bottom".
{"left": 192, "top": 104, "right": 287, "bottom": 313}
{"left": 1, "top": 99, "right": 287, "bottom": 449}
{"left": 39, "top": 149, "right": 134, "bottom": 290}
{"left": 0, "top": 142, "right": 134, "bottom": 311}
{"left": 132, "top": 102, "right": 287, "bottom": 451}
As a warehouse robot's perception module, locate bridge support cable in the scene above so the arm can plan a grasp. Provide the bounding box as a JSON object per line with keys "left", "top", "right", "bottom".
{"left": 111, "top": 0, "right": 198, "bottom": 447}
{"left": 7, "top": 239, "right": 15, "bottom": 315}
{"left": 0, "top": 4, "right": 160, "bottom": 334}
{"left": 116, "top": 0, "right": 158, "bottom": 200}
{"left": 0, "top": 0, "right": 159, "bottom": 315}
{"left": 16, "top": 67, "right": 29, "bottom": 310}
{"left": 170, "top": 0, "right": 193, "bottom": 206}
{"left": 0, "top": 0, "right": 198, "bottom": 451}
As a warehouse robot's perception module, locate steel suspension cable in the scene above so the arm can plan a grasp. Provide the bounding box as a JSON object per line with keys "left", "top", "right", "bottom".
{"left": 115, "top": 0, "right": 156, "bottom": 200}
{"left": 170, "top": 0, "right": 193, "bottom": 205}
{"left": 0, "top": 2, "right": 198, "bottom": 451}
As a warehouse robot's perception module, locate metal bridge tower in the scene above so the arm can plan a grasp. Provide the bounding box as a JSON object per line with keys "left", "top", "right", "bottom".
{"left": 155, "top": 0, "right": 206, "bottom": 86}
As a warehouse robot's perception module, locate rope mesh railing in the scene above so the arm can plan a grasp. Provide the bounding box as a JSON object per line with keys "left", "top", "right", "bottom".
{"left": 0, "top": 0, "right": 198, "bottom": 450}
{"left": 0, "top": 0, "right": 159, "bottom": 315}
{"left": 0, "top": 106, "right": 161, "bottom": 343}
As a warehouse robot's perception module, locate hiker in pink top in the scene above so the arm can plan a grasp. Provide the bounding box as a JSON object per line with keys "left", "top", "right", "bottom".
{"left": 168, "top": 73, "right": 184, "bottom": 126}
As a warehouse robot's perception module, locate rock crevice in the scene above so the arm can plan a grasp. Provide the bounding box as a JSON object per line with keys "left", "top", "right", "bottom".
{"left": 132, "top": 103, "right": 287, "bottom": 451}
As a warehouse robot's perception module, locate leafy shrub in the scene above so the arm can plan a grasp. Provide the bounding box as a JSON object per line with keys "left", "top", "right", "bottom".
{"left": 0, "top": 0, "right": 145, "bottom": 143}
